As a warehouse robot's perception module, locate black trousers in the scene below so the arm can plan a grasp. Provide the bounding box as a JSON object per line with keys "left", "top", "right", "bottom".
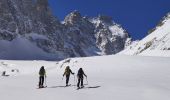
{"left": 66, "top": 75, "right": 70, "bottom": 85}
{"left": 39, "top": 76, "right": 44, "bottom": 87}
{"left": 77, "top": 77, "right": 83, "bottom": 87}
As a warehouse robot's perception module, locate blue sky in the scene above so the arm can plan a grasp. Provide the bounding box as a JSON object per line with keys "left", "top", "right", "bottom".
{"left": 48, "top": 0, "right": 170, "bottom": 40}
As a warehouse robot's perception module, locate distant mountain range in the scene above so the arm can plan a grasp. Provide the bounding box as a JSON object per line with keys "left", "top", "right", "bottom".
{"left": 0, "top": 0, "right": 129, "bottom": 60}
{"left": 0, "top": 0, "right": 169, "bottom": 60}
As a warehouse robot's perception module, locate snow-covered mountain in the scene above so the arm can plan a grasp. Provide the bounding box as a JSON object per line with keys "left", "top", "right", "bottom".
{"left": 0, "top": 0, "right": 129, "bottom": 60}
{"left": 0, "top": 0, "right": 65, "bottom": 60}
{"left": 90, "top": 15, "right": 129, "bottom": 54}
{"left": 119, "top": 13, "right": 170, "bottom": 57}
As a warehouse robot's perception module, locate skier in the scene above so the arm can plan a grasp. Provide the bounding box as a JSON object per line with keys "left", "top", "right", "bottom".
{"left": 63, "top": 66, "right": 74, "bottom": 86}
{"left": 2, "top": 71, "right": 6, "bottom": 76}
{"left": 39, "top": 66, "right": 46, "bottom": 88}
{"left": 77, "top": 68, "right": 87, "bottom": 89}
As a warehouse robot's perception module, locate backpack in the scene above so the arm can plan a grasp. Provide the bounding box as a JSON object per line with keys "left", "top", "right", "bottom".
{"left": 39, "top": 68, "right": 45, "bottom": 76}
{"left": 78, "top": 69, "right": 84, "bottom": 77}
{"left": 65, "top": 68, "right": 70, "bottom": 75}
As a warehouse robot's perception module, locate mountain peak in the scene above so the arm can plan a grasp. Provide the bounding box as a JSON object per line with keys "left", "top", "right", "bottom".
{"left": 0, "top": 1, "right": 129, "bottom": 60}
{"left": 64, "top": 10, "right": 82, "bottom": 25}
{"left": 71, "top": 10, "right": 82, "bottom": 17}
{"left": 98, "top": 15, "right": 113, "bottom": 24}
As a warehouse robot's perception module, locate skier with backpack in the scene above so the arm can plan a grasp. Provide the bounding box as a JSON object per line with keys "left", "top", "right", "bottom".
{"left": 63, "top": 66, "right": 75, "bottom": 86}
{"left": 77, "top": 68, "right": 87, "bottom": 89}
{"left": 38, "top": 66, "right": 46, "bottom": 88}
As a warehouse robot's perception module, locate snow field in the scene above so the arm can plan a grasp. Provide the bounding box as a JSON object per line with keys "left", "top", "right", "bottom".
{"left": 0, "top": 55, "right": 170, "bottom": 100}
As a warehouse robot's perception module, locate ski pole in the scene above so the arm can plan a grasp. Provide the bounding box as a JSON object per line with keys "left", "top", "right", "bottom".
{"left": 61, "top": 76, "right": 64, "bottom": 84}
{"left": 86, "top": 77, "right": 88, "bottom": 85}
{"left": 73, "top": 75, "right": 75, "bottom": 87}
{"left": 60, "top": 76, "right": 64, "bottom": 85}
{"left": 62, "top": 76, "right": 64, "bottom": 80}
{"left": 45, "top": 76, "right": 47, "bottom": 87}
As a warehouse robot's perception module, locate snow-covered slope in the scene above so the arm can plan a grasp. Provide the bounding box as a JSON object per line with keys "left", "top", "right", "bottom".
{"left": 0, "top": 55, "right": 170, "bottom": 100}
{"left": 0, "top": 36, "right": 64, "bottom": 60}
{"left": 119, "top": 13, "right": 170, "bottom": 57}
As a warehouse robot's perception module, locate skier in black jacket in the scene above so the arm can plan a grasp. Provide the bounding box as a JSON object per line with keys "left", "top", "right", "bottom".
{"left": 39, "top": 66, "right": 46, "bottom": 88}
{"left": 77, "top": 68, "right": 87, "bottom": 88}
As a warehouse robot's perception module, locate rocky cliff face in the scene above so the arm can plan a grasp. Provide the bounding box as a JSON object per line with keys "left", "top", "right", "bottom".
{"left": 63, "top": 11, "right": 98, "bottom": 57}
{"left": 0, "top": 0, "right": 59, "bottom": 36}
{"left": 0, "top": 0, "right": 65, "bottom": 59}
{"left": 90, "top": 15, "right": 129, "bottom": 54}
{"left": 0, "top": 0, "right": 129, "bottom": 60}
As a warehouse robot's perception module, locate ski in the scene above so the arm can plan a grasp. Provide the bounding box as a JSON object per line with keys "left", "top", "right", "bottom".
{"left": 77, "top": 86, "right": 101, "bottom": 90}
{"left": 37, "top": 86, "right": 47, "bottom": 89}
{"left": 65, "top": 84, "right": 71, "bottom": 87}
{"left": 76, "top": 86, "right": 85, "bottom": 90}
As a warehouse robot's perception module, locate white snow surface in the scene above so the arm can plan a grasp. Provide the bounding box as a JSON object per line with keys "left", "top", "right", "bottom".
{"left": 0, "top": 55, "right": 170, "bottom": 100}
{"left": 109, "top": 25, "right": 127, "bottom": 38}
{"left": 119, "top": 14, "right": 170, "bottom": 57}
{"left": 0, "top": 36, "right": 60, "bottom": 60}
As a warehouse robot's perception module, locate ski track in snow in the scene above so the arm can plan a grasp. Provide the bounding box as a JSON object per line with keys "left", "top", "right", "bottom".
{"left": 0, "top": 55, "right": 170, "bottom": 100}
